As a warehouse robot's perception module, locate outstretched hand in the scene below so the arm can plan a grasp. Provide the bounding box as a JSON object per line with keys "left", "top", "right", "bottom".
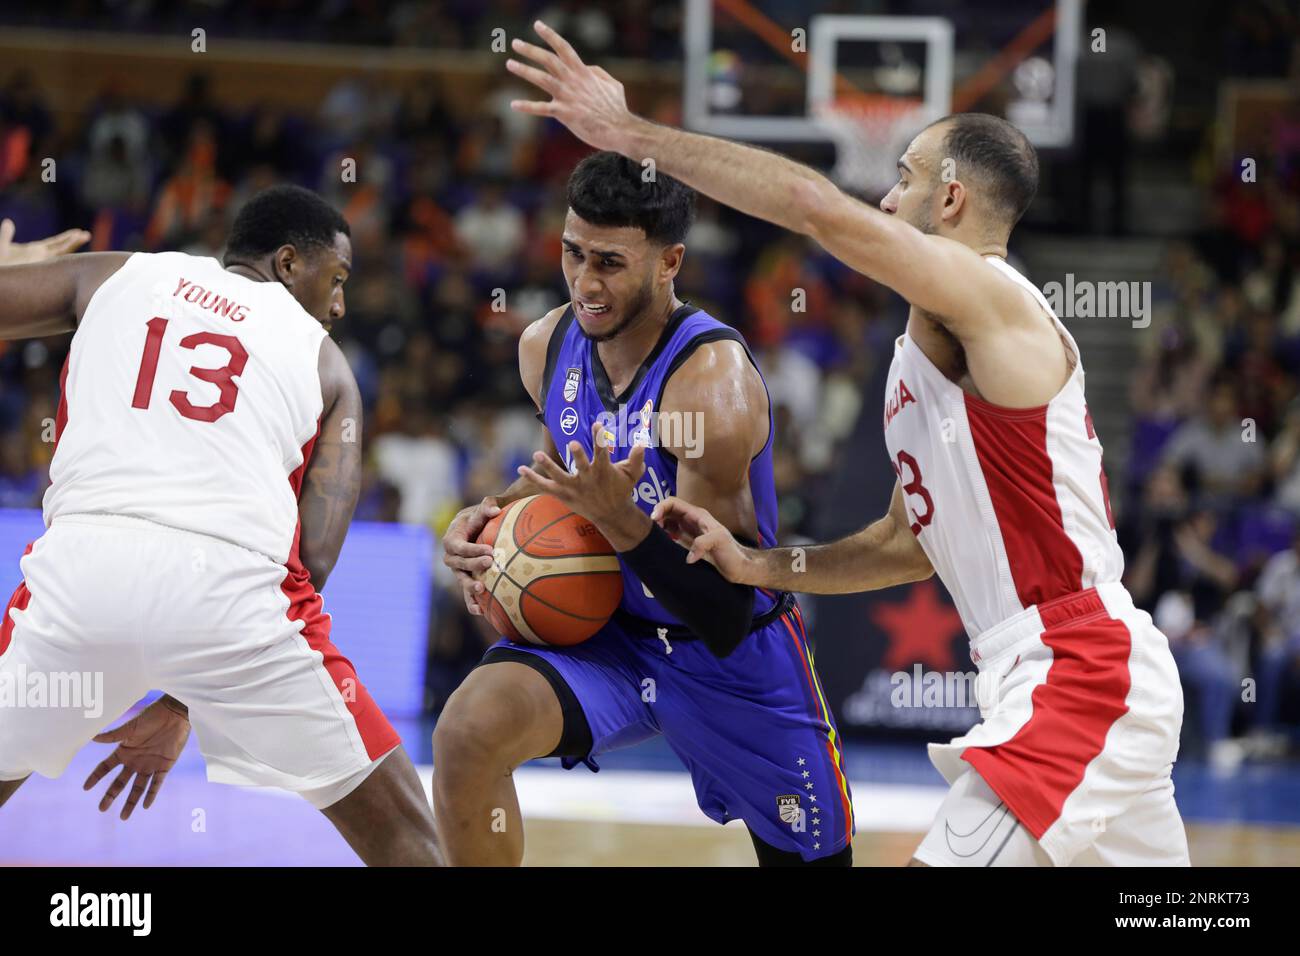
{"left": 507, "top": 20, "right": 639, "bottom": 153}
{"left": 0, "top": 219, "right": 91, "bottom": 266}
{"left": 517, "top": 420, "right": 646, "bottom": 544}
{"left": 652, "top": 496, "right": 757, "bottom": 584}
{"left": 83, "top": 696, "right": 190, "bottom": 820}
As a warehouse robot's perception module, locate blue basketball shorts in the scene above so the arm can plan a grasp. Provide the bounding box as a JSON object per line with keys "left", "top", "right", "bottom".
{"left": 480, "top": 599, "right": 854, "bottom": 861}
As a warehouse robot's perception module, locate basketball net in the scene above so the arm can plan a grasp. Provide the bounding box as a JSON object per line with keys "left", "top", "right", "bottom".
{"left": 814, "top": 93, "right": 931, "bottom": 198}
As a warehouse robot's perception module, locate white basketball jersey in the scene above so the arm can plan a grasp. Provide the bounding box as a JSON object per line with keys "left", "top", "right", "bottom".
{"left": 43, "top": 252, "right": 328, "bottom": 564}
{"left": 882, "top": 256, "right": 1124, "bottom": 638}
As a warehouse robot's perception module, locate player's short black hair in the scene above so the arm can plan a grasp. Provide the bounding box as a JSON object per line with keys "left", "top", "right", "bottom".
{"left": 928, "top": 113, "right": 1039, "bottom": 228}
{"left": 566, "top": 151, "right": 696, "bottom": 246}
{"left": 223, "top": 184, "right": 350, "bottom": 263}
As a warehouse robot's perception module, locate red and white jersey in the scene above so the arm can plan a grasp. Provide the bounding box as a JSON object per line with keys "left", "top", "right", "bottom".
{"left": 882, "top": 256, "right": 1123, "bottom": 638}
{"left": 43, "top": 252, "right": 327, "bottom": 564}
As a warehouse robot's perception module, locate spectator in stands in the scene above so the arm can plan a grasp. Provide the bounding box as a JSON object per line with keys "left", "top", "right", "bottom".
{"left": 454, "top": 180, "right": 526, "bottom": 280}
{"left": 145, "top": 121, "right": 231, "bottom": 249}
{"left": 82, "top": 131, "right": 151, "bottom": 215}
{"left": 1255, "top": 530, "right": 1300, "bottom": 742}
{"left": 1272, "top": 398, "right": 1300, "bottom": 514}
{"left": 373, "top": 405, "right": 460, "bottom": 528}
{"left": 1141, "top": 501, "right": 1243, "bottom": 762}
{"left": 0, "top": 70, "right": 53, "bottom": 189}
{"left": 1161, "top": 378, "right": 1267, "bottom": 506}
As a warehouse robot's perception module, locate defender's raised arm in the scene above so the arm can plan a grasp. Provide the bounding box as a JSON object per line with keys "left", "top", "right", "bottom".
{"left": 508, "top": 21, "right": 1025, "bottom": 342}
{"left": 0, "top": 222, "right": 121, "bottom": 339}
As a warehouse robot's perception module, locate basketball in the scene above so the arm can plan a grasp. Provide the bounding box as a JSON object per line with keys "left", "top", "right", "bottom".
{"left": 473, "top": 494, "right": 623, "bottom": 646}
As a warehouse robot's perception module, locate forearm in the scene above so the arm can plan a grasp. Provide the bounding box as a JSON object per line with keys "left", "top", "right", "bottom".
{"left": 620, "top": 117, "right": 830, "bottom": 237}
{"left": 620, "top": 522, "right": 755, "bottom": 658}
{"left": 586, "top": 496, "right": 753, "bottom": 657}
{"left": 299, "top": 344, "right": 362, "bottom": 591}
{"left": 588, "top": 498, "right": 652, "bottom": 552}
{"left": 297, "top": 439, "right": 357, "bottom": 591}
{"left": 1190, "top": 549, "right": 1238, "bottom": 590}
{"left": 618, "top": 117, "right": 925, "bottom": 307}
{"left": 0, "top": 253, "right": 128, "bottom": 338}
{"left": 0, "top": 262, "right": 77, "bottom": 338}
{"left": 737, "top": 516, "right": 933, "bottom": 594}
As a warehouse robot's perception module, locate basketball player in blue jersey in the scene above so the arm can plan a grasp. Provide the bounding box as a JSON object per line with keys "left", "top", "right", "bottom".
{"left": 438, "top": 151, "right": 853, "bottom": 866}
{"left": 507, "top": 23, "right": 1191, "bottom": 869}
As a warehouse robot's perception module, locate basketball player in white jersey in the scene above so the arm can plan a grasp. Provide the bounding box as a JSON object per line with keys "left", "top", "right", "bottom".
{"left": 0, "top": 186, "right": 442, "bottom": 865}
{"left": 507, "top": 22, "right": 1189, "bottom": 866}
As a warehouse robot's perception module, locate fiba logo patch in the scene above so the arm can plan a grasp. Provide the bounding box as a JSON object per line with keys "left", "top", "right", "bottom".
{"left": 563, "top": 367, "right": 581, "bottom": 403}
{"left": 777, "top": 794, "right": 802, "bottom": 826}
{"left": 560, "top": 407, "right": 579, "bottom": 435}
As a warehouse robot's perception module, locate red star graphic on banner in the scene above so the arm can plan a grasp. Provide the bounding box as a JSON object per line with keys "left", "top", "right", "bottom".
{"left": 871, "top": 579, "right": 965, "bottom": 672}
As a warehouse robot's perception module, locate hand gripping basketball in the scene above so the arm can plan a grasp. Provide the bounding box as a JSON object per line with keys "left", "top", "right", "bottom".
{"left": 443, "top": 496, "right": 502, "bottom": 615}
{"left": 472, "top": 494, "right": 622, "bottom": 647}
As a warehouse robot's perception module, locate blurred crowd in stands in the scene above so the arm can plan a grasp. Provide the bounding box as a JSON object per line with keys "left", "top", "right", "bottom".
{"left": 1122, "top": 105, "right": 1300, "bottom": 765}
{"left": 2, "top": 0, "right": 686, "bottom": 58}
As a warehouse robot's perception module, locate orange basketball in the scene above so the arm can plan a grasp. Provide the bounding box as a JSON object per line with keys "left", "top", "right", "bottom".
{"left": 473, "top": 494, "right": 623, "bottom": 646}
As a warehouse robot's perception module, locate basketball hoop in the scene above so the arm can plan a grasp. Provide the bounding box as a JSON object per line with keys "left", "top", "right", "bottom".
{"left": 814, "top": 93, "right": 930, "bottom": 198}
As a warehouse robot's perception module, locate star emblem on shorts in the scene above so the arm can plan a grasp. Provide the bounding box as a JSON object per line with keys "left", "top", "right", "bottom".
{"left": 813, "top": 842, "right": 820, "bottom": 850}
{"left": 801, "top": 771, "right": 809, "bottom": 778}
{"left": 810, "top": 795, "right": 817, "bottom": 803}
{"left": 797, "top": 758, "right": 805, "bottom": 766}
{"left": 813, "top": 829, "right": 821, "bottom": 837}
{"left": 804, "top": 782, "right": 813, "bottom": 790}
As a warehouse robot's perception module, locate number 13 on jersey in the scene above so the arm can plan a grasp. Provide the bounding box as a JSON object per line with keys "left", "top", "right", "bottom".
{"left": 893, "top": 449, "right": 935, "bottom": 536}
{"left": 131, "top": 317, "right": 248, "bottom": 423}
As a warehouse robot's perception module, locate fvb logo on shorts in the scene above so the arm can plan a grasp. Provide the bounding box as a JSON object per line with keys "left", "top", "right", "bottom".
{"left": 0, "top": 663, "right": 103, "bottom": 718}
{"left": 777, "top": 793, "right": 802, "bottom": 826}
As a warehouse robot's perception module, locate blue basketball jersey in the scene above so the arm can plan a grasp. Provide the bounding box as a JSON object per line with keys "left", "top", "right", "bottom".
{"left": 538, "top": 302, "right": 781, "bottom": 627}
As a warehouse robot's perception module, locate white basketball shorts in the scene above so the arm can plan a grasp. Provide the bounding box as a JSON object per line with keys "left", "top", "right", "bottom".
{"left": 916, "top": 582, "right": 1190, "bottom": 866}
{"left": 0, "top": 514, "right": 400, "bottom": 807}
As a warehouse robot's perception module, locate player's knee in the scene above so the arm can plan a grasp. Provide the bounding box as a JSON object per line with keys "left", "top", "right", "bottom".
{"left": 433, "top": 672, "right": 553, "bottom": 788}
{"left": 433, "top": 701, "right": 503, "bottom": 787}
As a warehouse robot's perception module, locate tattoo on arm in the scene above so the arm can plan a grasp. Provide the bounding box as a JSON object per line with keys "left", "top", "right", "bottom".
{"left": 297, "top": 340, "right": 361, "bottom": 590}
{"left": 298, "top": 436, "right": 359, "bottom": 583}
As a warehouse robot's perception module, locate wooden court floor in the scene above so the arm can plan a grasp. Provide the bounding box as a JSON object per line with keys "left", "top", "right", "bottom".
{"left": 521, "top": 820, "right": 1300, "bottom": 866}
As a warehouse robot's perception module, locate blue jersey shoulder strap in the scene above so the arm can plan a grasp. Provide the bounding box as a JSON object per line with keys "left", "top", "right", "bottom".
{"left": 535, "top": 305, "right": 577, "bottom": 422}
